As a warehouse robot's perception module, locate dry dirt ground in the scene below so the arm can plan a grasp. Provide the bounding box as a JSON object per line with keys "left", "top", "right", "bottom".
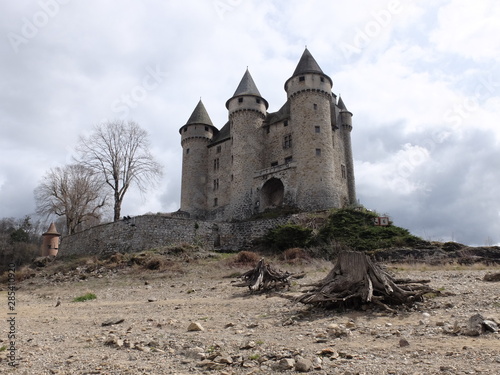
{"left": 1, "top": 254, "right": 499, "bottom": 375}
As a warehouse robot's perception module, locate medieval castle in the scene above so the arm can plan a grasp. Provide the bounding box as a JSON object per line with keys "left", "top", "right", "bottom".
{"left": 179, "top": 48, "right": 356, "bottom": 221}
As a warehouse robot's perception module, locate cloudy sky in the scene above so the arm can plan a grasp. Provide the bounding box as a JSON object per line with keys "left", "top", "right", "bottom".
{"left": 1, "top": 0, "right": 499, "bottom": 245}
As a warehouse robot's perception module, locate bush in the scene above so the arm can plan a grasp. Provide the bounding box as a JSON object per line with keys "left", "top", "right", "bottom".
{"left": 263, "top": 224, "right": 313, "bottom": 251}
{"left": 230, "top": 251, "right": 260, "bottom": 266}
{"left": 316, "top": 208, "right": 426, "bottom": 251}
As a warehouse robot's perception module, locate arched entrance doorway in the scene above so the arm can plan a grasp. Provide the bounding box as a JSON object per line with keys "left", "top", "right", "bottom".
{"left": 260, "top": 178, "right": 284, "bottom": 210}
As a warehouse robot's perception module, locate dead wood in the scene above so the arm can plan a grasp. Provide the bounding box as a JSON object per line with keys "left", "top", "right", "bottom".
{"left": 295, "top": 251, "right": 437, "bottom": 310}
{"left": 234, "top": 259, "right": 293, "bottom": 291}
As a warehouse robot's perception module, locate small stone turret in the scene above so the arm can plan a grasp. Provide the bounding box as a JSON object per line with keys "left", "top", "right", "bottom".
{"left": 41, "top": 223, "right": 61, "bottom": 256}
{"left": 338, "top": 96, "right": 356, "bottom": 204}
{"left": 179, "top": 100, "right": 217, "bottom": 217}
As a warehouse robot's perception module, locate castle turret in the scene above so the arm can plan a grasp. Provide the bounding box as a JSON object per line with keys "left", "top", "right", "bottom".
{"left": 338, "top": 96, "right": 356, "bottom": 204}
{"left": 284, "top": 48, "right": 339, "bottom": 210}
{"left": 41, "top": 222, "right": 61, "bottom": 256}
{"left": 179, "top": 100, "right": 217, "bottom": 217}
{"left": 226, "top": 69, "right": 268, "bottom": 219}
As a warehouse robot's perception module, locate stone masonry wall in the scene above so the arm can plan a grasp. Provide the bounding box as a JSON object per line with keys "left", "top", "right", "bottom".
{"left": 59, "top": 213, "right": 310, "bottom": 257}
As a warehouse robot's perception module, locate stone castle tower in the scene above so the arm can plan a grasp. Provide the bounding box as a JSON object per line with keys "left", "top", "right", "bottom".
{"left": 179, "top": 48, "right": 356, "bottom": 220}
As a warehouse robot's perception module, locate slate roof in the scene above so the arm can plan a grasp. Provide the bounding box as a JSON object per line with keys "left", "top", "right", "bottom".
{"left": 233, "top": 69, "right": 262, "bottom": 97}
{"left": 266, "top": 100, "right": 290, "bottom": 125}
{"left": 293, "top": 48, "right": 325, "bottom": 76}
{"left": 185, "top": 100, "right": 214, "bottom": 126}
{"left": 209, "top": 121, "right": 230, "bottom": 145}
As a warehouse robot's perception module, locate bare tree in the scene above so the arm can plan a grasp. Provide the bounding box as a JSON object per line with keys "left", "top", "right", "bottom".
{"left": 34, "top": 164, "right": 108, "bottom": 234}
{"left": 75, "top": 120, "right": 163, "bottom": 222}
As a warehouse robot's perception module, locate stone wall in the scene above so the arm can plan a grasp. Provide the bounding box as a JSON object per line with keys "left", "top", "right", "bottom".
{"left": 59, "top": 213, "right": 309, "bottom": 257}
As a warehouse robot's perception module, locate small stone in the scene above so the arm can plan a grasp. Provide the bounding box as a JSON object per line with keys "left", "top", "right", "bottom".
{"left": 240, "top": 340, "right": 256, "bottom": 349}
{"left": 295, "top": 357, "right": 313, "bottom": 372}
{"left": 399, "top": 338, "right": 410, "bottom": 347}
{"left": 278, "top": 358, "right": 295, "bottom": 370}
{"left": 187, "top": 322, "right": 204, "bottom": 332}
{"left": 147, "top": 298, "right": 157, "bottom": 302}
{"left": 317, "top": 347, "right": 338, "bottom": 358}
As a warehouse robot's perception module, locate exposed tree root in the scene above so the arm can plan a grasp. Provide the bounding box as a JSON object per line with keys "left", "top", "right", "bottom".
{"left": 295, "top": 251, "right": 438, "bottom": 310}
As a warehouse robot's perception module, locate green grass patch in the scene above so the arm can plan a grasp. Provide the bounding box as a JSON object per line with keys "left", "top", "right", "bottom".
{"left": 72, "top": 293, "right": 97, "bottom": 302}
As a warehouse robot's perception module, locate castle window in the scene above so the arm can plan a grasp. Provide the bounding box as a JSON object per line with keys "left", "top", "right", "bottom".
{"left": 313, "top": 103, "right": 317, "bottom": 110}
{"left": 231, "top": 174, "right": 234, "bottom": 181}
{"left": 341, "top": 165, "right": 347, "bottom": 179}
{"left": 256, "top": 98, "right": 261, "bottom": 104}
{"left": 271, "top": 161, "right": 278, "bottom": 167}
{"left": 284, "top": 120, "right": 288, "bottom": 127}
{"left": 320, "top": 77, "right": 325, "bottom": 82}
{"left": 216, "top": 145, "right": 221, "bottom": 153}
{"left": 315, "top": 126, "right": 320, "bottom": 133}
{"left": 316, "top": 148, "right": 321, "bottom": 156}
{"left": 238, "top": 97, "right": 243, "bottom": 103}
{"left": 299, "top": 76, "right": 305, "bottom": 82}
{"left": 213, "top": 178, "right": 219, "bottom": 190}
{"left": 186, "top": 148, "right": 190, "bottom": 154}
{"left": 213, "top": 158, "right": 220, "bottom": 171}
{"left": 214, "top": 198, "right": 218, "bottom": 207}
{"left": 284, "top": 156, "right": 293, "bottom": 164}
{"left": 283, "top": 134, "right": 292, "bottom": 149}
{"left": 205, "top": 126, "right": 209, "bottom": 131}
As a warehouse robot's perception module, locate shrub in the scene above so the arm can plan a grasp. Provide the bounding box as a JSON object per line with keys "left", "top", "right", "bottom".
{"left": 72, "top": 293, "right": 97, "bottom": 302}
{"left": 230, "top": 251, "right": 260, "bottom": 266}
{"left": 316, "top": 208, "right": 426, "bottom": 252}
{"left": 263, "top": 224, "right": 313, "bottom": 251}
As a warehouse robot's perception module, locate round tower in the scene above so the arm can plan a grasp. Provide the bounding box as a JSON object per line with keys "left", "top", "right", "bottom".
{"left": 41, "top": 222, "right": 61, "bottom": 256}
{"left": 338, "top": 96, "right": 357, "bottom": 205}
{"left": 284, "top": 48, "right": 338, "bottom": 210}
{"left": 225, "top": 69, "right": 268, "bottom": 219}
{"left": 179, "top": 100, "right": 217, "bottom": 217}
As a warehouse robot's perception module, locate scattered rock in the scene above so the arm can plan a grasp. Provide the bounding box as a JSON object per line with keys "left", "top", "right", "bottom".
{"left": 295, "top": 356, "right": 313, "bottom": 372}
{"left": 399, "top": 338, "right": 410, "bottom": 347}
{"left": 187, "top": 322, "right": 204, "bottom": 332}
{"left": 147, "top": 297, "right": 157, "bottom": 302}
{"left": 278, "top": 358, "right": 295, "bottom": 370}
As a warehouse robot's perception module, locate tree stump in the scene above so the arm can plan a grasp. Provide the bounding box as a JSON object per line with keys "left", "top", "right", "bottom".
{"left": 296, "top": 251, "right": 436, "bottom": 310}
{"left": 234, "top": 259, "right": 293, "bottom": 291}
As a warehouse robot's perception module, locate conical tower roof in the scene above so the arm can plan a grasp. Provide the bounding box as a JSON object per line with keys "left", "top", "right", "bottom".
{"left": 337, "top": 96, "right": 347, "bottom": 111}
{"left": 293, "top": 47, "right": 325, "bottom": 76}
{"left": 226, "top": 68, "right": 268, "bottom": 109}
{"left": 185, "top": 100, "right": 214, "bottom": 126}
{"left": 337, "top": 96, "right": 352, "bottom": 115}
{"left": 233, "top": 69, "right": 262, "bottom": 97}
{"left": 43, "top": 222, "right": 61, "bottom": 237}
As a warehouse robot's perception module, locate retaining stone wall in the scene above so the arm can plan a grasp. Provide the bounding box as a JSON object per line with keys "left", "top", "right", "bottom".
{"left": 59, "top": 213, "right": 309, "bottom": 256}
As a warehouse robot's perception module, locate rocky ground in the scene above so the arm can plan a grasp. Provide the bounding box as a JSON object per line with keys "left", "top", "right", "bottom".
{"left": 0, "top": 252, "right": 499, "bottom": 375}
